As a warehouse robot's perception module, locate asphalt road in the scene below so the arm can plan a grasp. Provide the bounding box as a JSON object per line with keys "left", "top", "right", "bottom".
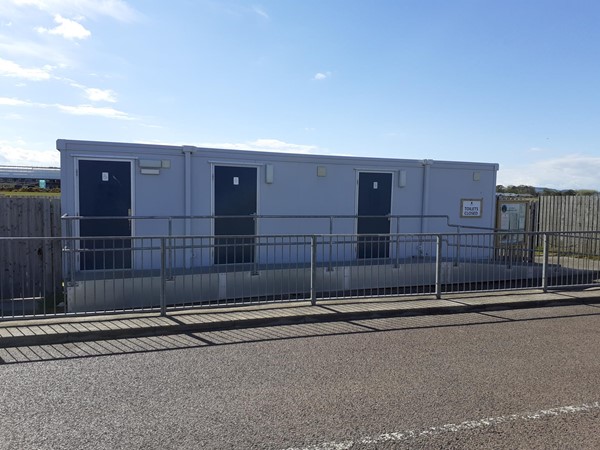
{"left": 1, "top": 304, "right": 599, "bottom": 449}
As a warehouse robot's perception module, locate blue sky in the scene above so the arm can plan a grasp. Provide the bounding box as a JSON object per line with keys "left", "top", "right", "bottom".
{"left": 1, "top": 0, "right": 599, "bottom": 190}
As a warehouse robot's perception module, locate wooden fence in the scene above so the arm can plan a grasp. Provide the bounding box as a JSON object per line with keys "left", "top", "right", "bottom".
{"left": 537, "top": 195, "right": 600, "bottom": 256}
{"left": 0, "top": 197, "right": 62, "bottom": 303}
{"left": 537, "top": 195, "right": 600, "bottom": 233}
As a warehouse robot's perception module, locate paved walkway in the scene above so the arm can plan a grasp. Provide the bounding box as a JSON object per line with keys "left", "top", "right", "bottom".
{"left": 1, "top": 288, "right": 599, "bottom": 348}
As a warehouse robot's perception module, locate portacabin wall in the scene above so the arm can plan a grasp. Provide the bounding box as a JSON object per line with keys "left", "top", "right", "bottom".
{"left": 134, "top": 152, "right": 186, "bottom": 236}
{"left": 58, "top": 139, "right": 499, "bottom": 268}
{"left": 427, "top": 162, "right": 497, "bottom": 231}
{"left": 188, "top": 149, "right": 433, "bottom": 236}
{"left": 58, "top": 139, "right": 187, "bottom": 235}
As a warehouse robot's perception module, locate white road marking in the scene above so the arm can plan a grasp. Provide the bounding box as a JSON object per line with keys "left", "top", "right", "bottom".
{"left": 285, "top": 401, "right": 600, "bottom": 450}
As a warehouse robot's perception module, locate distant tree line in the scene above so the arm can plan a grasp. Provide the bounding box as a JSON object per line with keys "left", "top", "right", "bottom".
{"left": 496, "top": 185, "right": 599, "bottom": 196}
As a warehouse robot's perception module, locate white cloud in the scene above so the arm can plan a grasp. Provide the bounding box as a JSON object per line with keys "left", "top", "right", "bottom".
{"left": 0, "top": 38, "right": 71, "bottom": 65}
{"left": 0, "top": 97, "right": 50, "bottom": 109}
{"left": 8, "top": 0, "right": 139, "bottom": 22}
{"left": 37, "top": 14, "right": 91, "bottom": 40}
{"left": 134, "top": 138, "right": 333, "bottom": 156}
{"left": 55, "top": 103, "right": 131, "bottom": 119}
{"left": 0, "top": 57, "right": 52, "bottom": 80}
{"left": 0, "top": 95, "right": 132, "bottom": 119}
{"left": 313, "top": 71, "right": 331, "bottom": 81}
{"left": 204, "top": 139, "right": 322, "bottom": 155}
{"left": 0, "top": 97, "right": 29, "bottom": 106}
{"left": 498, "top": 154, "right": 600, "bottom": 190}
{"left": 252, "top": 6, "right": 269, "bottom": 19}
{"left": 69, "top": 82, "right": 117, "bottom": 102}
{"left": 0, "top": 140, "right": 59, "bottom": 166}
{"left": 250, "top": 139, "right": 323, "bottom": 154}
{"left": 83, "top": 87, "right": 117, "bottom": 102}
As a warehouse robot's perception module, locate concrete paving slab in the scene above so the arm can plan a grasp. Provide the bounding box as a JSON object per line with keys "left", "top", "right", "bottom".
{"left": 353, "top": 312, "right": 507, "bottom": 331}
{"left": 14, "top": 327, "right": 33, "bottom": 336}
{"left": 555, "top": 288, "right": 600, "bottom": 299}
{"left": 0, "top": 288, "right": 599, "bottom": 349}
{"left": 484, "top": 305, "right": 600, "bottom": 320}
{"left": 0, "top": 328, "right": 12, "bottom": 338}
{"left": 48, "top": 324, "right": 67, "bottom": 334}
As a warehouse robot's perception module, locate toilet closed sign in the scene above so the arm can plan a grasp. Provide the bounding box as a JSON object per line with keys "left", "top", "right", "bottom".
{"left": 461, "top": 199, "right": 482, "bottom": 218}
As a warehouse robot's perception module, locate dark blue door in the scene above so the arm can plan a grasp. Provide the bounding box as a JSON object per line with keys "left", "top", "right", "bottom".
{"left": 214, "top": 166, "right": 257, "bottom": 264}
{"left": 357, "top": 172, "right": 392, "bottom": 259}
{"left": 78, "top": 160, "right": 131, "bottom": 270}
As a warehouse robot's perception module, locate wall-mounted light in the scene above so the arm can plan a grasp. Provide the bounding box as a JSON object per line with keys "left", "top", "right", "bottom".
{"left": 265, "top": 164, "right": 274, "bottom": 183}
{"left": 139, "top": 159, "right": 161, "bottom": 168}
{"left": 317, "top": 166, "right": 327, "bottom": 177}
{"left": 398, "top": 169, "right": 407, "bottom": 187}
{"left": 473, "top": 171, "right": 481, "bottom": 181}
{"left": 139, "top": 159, "right": 163, "bottom": 175}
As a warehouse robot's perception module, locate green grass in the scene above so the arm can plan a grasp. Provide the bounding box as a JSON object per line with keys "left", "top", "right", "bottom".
{"left": 0, "top": 191, "right": 60, "bottom": 197}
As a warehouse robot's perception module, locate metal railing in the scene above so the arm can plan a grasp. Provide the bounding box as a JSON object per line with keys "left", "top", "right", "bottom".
{"left": 61, "top": 213, "right": 496, "bottom": 236}
{"left": 1, "top": 231, "right": 599, "bottom": 320}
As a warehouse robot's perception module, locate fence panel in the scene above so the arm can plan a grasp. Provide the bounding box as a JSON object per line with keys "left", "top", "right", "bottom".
{"left": 538, "top": 195, "right": 600, "bottom": 257}
{"left": 0, "top": 196, "right": 61, "bottom": 237}
{"left": 0, "top": 197, "right": 62, "bottom": 309}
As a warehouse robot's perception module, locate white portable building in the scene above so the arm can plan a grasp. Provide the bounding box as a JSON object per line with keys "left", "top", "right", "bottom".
{"left": 58, "top": 139, "right": 498, "bottom": 266}
{"left": 58, "top": 139, "right": 501, "bottom": 311}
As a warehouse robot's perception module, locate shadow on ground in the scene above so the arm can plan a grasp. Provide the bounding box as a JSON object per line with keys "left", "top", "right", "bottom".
{"left": 1, "top": 303, "right": 599, "bottom": 365}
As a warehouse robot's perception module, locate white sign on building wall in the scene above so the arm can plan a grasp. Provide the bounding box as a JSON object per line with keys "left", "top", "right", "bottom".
{"left": 460, "top": 199, "right": 482, "bottom": 218}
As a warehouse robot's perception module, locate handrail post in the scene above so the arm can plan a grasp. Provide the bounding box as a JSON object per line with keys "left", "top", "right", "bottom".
{"left": 556, "top": 232, "right": 561, "bottom": 267}
{"left": 328, "top": 217, "right": 333, "bottom": 272}
{"left": 435, "top": 234, "right": 443, "bottom": 299}
{"left": 160, "top": 237, "right": 167, "bottom": 316}
{"left": 167, "top": 217, "right": 173, "bottom": 280}
{"left": 64, "top": 217, "right": 75, "bottom": 282}
{"left": 394, "top": 216, "right": 400, "bottom": 268}
{"left": 542, "top": 233, "right": 549, "bottom": 293}
{"left": 310, "top": 235, "right": 317, "bottom": 305}
{"left": 455, "top": 226, "right": 461, "bottom": 267}
{"left": 253, "top": 214, "right": 260, "bottom": 275}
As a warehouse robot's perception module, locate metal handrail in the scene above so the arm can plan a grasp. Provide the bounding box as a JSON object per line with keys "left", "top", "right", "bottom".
{"left": 61, "top": 213, "right": 496, "bottom": 232}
